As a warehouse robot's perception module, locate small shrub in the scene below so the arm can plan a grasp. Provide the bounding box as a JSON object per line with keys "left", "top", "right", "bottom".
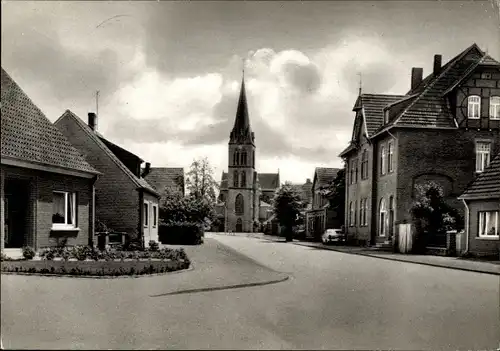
{"left": 159, "top": 222, "right": 204, "bottom": 245}
{"left": 22, "top": 246, "right": 36, "bottom": 260}
{"left": 148, "top": 240, "right": 160, "bottom": 252}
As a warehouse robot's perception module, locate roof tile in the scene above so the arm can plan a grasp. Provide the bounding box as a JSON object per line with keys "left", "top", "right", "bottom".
{"left": 460, "top": 153, "right": 500, "bottom": 199}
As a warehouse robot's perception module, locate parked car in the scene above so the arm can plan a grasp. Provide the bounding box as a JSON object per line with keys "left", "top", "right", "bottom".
{"left": 321, "top": 228, "right": 344, "bottom": 245}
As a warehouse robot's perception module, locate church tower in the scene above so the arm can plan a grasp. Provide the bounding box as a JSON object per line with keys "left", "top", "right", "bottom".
{"left": 226, "top": 74, "right": 256, "bottom": 232}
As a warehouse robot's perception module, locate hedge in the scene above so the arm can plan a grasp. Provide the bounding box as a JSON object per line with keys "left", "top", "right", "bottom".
{"left": 159, "top": 222, "right": 204, "bottom": 245}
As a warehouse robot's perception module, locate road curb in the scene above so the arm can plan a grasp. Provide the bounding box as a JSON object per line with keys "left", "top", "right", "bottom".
{"left": 150, "top": 274, "right": 290, "bottom": 297}
{"left": 294, "top": 242, "right": 500, "bottom": 276}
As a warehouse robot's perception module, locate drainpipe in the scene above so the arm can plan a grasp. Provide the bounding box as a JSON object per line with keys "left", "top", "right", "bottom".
{"left": 461, "top": 199, "right": 469, "bottom": 254}
{"left": 90, "top": 175, "right": 98, "bottom": 248}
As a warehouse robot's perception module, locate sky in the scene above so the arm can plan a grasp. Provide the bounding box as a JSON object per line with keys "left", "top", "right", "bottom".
{"left": 2, "top": 0, "right": 499, "bottom": 185}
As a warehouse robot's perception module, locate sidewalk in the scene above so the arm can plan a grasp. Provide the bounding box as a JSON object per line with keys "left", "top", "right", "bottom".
{"left": 214, "top": 232, "right": 500, "bottom": 276}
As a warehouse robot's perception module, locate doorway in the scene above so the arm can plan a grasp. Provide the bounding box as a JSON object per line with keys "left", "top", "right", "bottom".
{"left": 4, "top": 178, "right": 31, "bottom": 248}
{"left": 236, "top": 218, "right": 243, "bottom": 232}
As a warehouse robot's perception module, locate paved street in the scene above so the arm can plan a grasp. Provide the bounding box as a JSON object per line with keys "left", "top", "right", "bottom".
{"left": 2, "top": 234, "right": 500, "bottom": 350}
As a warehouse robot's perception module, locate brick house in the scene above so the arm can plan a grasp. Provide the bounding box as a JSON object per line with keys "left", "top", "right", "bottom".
{"left": 305, "top": 167, "right": 340, "bottom": 239}
{"left": 55, "top": 111, "right": 160, "bottom": 247}
{"left": 143, "top": 167, "right": 185, "bottom": 200}
{"left": 217, "top": 75, "right": 280, "bottom": 233}
{"left": 458, "top": 152, "right": 499, "bottom": 257}
{"left": 339, "top": 43, "right": 500, "bottom": 248}
{"left": 1, "top": 68, "right": 100, "bottom": 255}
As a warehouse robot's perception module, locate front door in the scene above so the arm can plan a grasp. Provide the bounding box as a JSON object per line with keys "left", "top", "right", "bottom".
{"left": 236, "top": 218, "right": 243, "bottom": 232}
{"left": 4, "top": 179, "right": 30, "bottom": 248}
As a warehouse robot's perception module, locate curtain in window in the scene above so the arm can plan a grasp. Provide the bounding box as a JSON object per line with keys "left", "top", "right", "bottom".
{"left": 67, "top": 193, "right": 74, "bottom": 225}
{"left": 53, "top": 192, "right": 65, "bottom": 224}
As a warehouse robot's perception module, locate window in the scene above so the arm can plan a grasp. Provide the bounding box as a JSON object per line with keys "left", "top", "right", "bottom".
{"left": 241, "top": 171, "right": 246, "bottom": 188}
{"left": 235, "top": 194, "right": 244, "bottom": 215}
{"left": 354, "top": 200, "right": 357, "bottom": 226}
{"left": 476, "top": 142, "right": 491, "bottom": 172}
{"left": 350, "top": 162, "right": 354, "bottom": 185}
{"left": 52, "top": 191, "right": 77, "bottom": 229}
{"left": 361, "top": 150, "right": 368, "bottom": 179}
{"left": 233, "top": 152, "right": 238, "bottom": 166}
{"left": 359, "top": 199, "right": 364, "bottom": 226}
{"left": 233, "top": 170, "right": 239, "bottom": 187}
{"left": 388, "top": 142, "right": 394, "bottom": 172}
{"left": 384, "top": 110, "right": 389, "bottom": 124}
{"left": 478, "top": 211, "right": 498, "bottom": 238}
{"left": 143, "top": 202, "right": 149, "bottom": 227}
{"left": 364, "top": 198, "right": 369, "bottom": 226}
{"left": 379, "top": 198, "right": 387, "bottom": 236}
{"left": 355, "top": 159, "right": 359, "bottom": 182}
{"left": 380, "top": 146, "right": 386, "bottom": 175}
{"left": 481, "top": 72, "right": 492, "bottom": 79}
{"left": 241, "top": 151, "right": 247, "bottom": 165}
{"left": 490, "top": 96, "right": 500, "bottom": 120}
{"left": 152, "top": 205, "right": 157, "bottom": 228}
{"left": 349, "top": 202, "right": 354, "bottom": 227}
{"left": 252, "top": 152, "right": 255, "bottom": 167}
{"left": 468, "top": 95, "right": 481, "bottom": 119}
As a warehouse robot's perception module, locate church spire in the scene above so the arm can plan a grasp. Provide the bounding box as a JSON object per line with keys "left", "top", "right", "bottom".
{"left": 230, "top": 69, "right": 254, "bottom": 145}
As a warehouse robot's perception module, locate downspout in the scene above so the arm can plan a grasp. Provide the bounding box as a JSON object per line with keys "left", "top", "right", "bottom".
{"left": 90, "top": 175, "right": 98, "bottom": 248}
{"left": 138, "top": 189, "right": 144, "bottom": 248}
{"left": 461, "top": 199, "right": 470, "bottom": 254}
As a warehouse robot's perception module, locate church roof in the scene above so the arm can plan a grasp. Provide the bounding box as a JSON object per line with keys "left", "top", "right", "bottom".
{"left": 229, "top": 76, "right": 254, "bottom": 145}
{"left": 313, "top": 167, "right": 339, "bottom": 188}
{"left": 258, "top": 173, "right": 280, "bottom": 190}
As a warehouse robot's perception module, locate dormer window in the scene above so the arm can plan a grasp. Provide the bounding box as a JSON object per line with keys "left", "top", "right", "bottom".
{"left": 384, "top": 110, "right": 389, "bottom": 124}
{"left": 490, "top": 96, "right": 500, "bottom": 120}
{"left": 468, "top": 95, "right": 481, "bottom": 119}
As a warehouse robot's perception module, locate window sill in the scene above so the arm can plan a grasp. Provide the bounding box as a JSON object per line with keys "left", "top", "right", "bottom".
{"left": 51, "top": 226, "right": 80, "bottom": 232}
{"left": 476, "top": 236, "right": 499, "bottom": 240}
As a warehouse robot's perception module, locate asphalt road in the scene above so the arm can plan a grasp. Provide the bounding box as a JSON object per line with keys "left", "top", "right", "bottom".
{"left": 2, "top": 234, "right": 499, "bottom": 350}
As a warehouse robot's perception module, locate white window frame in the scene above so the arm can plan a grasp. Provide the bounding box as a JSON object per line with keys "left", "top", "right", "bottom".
{"left": 364, "top": 198, "right": 369, "bottom": 226}
{"left": 379, "top": 198, "right": 387, "bottom": 237}
{"left": 478, "top": 211, "right": 498, "bottom": 238}
{"left": 380, "top": 146, "right": 386, "bottom": 175}
{"left": 388, "top": 142, "right": 394, "bottom": 173}
{"left": 467, "top": 95, "right": 481, "bottom": 119}
{"left": 490, "top": 96, "right": 500, "bottom": 120}
{"left": 152, "top": 205, "right": 157, "bottom": 228}
{"left": 144, "top": 202, "right": 149, "bottom": 227}
{"left": 52, "top": 191, "right": 77, "bottom": 230}
{"left": 475, "top": 141, "right": 491, "bottom": 173}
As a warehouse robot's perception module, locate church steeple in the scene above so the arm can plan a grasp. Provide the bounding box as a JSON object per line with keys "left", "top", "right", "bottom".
{"left": 230, "top": 73, "right": 254, "bottom": 145}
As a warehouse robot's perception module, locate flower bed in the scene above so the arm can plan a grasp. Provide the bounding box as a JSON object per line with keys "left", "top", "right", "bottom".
{"left": 1, "top": 245, "right": 191, "bottom": 277}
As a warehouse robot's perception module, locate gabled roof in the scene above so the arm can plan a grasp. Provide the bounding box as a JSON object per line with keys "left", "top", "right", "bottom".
{"left": 313, "top": 167, "right": 339, "bottom": 189}
{"left": 459, "top": 153, "right": 500, "bottom": 200}
{"left": 1, "top": 68, "right": 99, "bottom": 176}
{"left": 388, "top": 43, "right": 498, "bottom": 130}
{"left": 55, "top": 110, "right": 159, "bottom": 197}
{"left": 357, "top": 94, "right": 407, "bottom": 136}
{"left": 258, "top": 173, "right": 280, "bottom": 190}
{"left": 144, "top": 167, "right": 184, "bottom": 194}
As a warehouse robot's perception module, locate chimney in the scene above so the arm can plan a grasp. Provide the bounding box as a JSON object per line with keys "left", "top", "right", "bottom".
{"left": 411, "top": 67, "right": 423, "bottom": 91}
{"left": 306, "top": 178, "right": 311, "bottom": 184}
{"left": 142, "top": 162, "right": 151, "bottom": 178}
{"left": 88, "top": 112, "right": 97, "bottom": 131}
{"left": 433, "top": 54, "right": 442, "bottom": 75}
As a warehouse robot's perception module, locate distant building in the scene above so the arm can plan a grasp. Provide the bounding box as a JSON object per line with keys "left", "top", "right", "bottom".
{"left": 340, "top": 43, "right": 500, "bottom": 248}
{"left": 55, "top": 111, "right": 160, "bottom": 247}
{"left": 305, "top": 168, "right": 340, "bottom": 239}
{"left": 1, "top": 68, "right": 99, "bottom": 254}
{"left": 217, "top": 75, "right": 280, "bottom": 232}
{"left": 143, "top": 167, "right": 185, "bottom": 200}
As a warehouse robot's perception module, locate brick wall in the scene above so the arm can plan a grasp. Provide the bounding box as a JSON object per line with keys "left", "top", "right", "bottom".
{"left": 56, "top": 117, "right": 140, "bottom": 238}
{"left": 465, "top": 199, "right": 500, "bottom": 256}
{"left": 1, "top": 164, "right": 92, "bottom": 250}
{"left": 397, "top": 128, "right": 500, "bottom": 226}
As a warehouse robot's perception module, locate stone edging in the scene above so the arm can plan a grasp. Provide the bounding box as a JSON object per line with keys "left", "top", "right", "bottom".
{"left": 0, "top": 262, "right": 195, "bottom": 279}
{"left": 293, "top": 242, "right": 500, "bottom": 276}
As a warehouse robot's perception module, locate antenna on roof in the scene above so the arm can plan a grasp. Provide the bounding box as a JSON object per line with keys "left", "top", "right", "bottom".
{"left": 96, "top": 90, "right": 100, "bottom": 116}
{"left": 357, "top": 72, "right": 362, "bottom": 95}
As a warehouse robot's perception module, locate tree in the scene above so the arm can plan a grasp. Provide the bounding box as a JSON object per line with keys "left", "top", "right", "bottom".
{"left": 272, "top": 182, "right": 304, "bottom": 242}
{"left": 410, "top": 181, "right": 464, "bottom": 252}
{"left": 186, "top": 157, "right": 218, "bottom": 204}
{"left": 324, "top": 167, "right": 346, "bottom": 225}
{"left": 159, "top": 187, "right": 215, "bottom": 226}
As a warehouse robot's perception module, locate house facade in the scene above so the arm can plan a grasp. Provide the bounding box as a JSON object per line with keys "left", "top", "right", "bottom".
{"left": 458, "top": 152, "right": 499, "bottom": 257}
{"left": 305, "top": 168, "right": 340, "bottom": 239}
{"left": 55, "top": 111, "right": 161, "bottom": 247}
{"left": 217, "top": 75, "right": 280, "bottom": 232}
{"left": 340, "top": 43, "right": 500, "bottom": 248}
{"left": 1, "top": 68, "right": 100, "bottom": 254}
